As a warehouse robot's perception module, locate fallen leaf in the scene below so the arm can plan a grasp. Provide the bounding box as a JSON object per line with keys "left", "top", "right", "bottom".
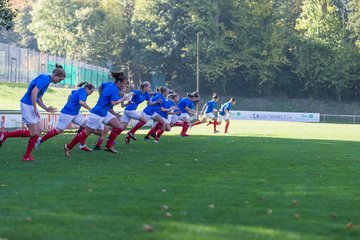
{"left": 330, "top": 212, "right": 337, "bottom": 220}
{"left": 160, "top": 205, "right": 169, "bottom": 211}
{"left": 346, "top": 222, "right": 353, "bottom": 229}
{"left": 143, "top": 224, "right": 153, "bottom": 232}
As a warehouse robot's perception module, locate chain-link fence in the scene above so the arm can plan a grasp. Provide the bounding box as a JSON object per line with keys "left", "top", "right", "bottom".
{"left": 0, "top": 42, "right": 111, "bottom": 88}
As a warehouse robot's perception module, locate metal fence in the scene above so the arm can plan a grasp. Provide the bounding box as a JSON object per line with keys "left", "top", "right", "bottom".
{"left": 0, "top": 42, "right": 111, "bottom": 88}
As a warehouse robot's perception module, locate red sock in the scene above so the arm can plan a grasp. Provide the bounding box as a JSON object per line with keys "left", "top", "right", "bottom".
{"left": 67, "top": 130, "right": 88, "bottom": 150}
{"left": 225, "top": 122, "right": 230, "bottom": 133}
{"left": 191, "top": 121, "right": 202, "bottom": 127}
{"left": 40, "top": 128, "right": 59, "bottom": 143}
{"left": 181, "top": 122, "right": 189, "bottom": 135}
{"left": 147, "top": 123, "right": 159, "bottom": 137}
{"left": 24, "top": 135, "right": 39, "bottom": 158}
{"left": 156, "top": 129, "right": 165, "bottom": 139}
{"left": 106, "top": 128, "right": 123, "bottom": 148}
{"left": 129, "top": 120, "right": 146, "bottom": 134}
{"left": 5, "top": 129, "right": 30, "bottom": 138}
{"left": 80, "top": 137, "right": 86, "bottom": 145}
{"left": 213, "top": 120, "right": 218, "bottom": 131}
{"left": 95, "top": 138, "right": 103, "bottom": 147}
{"left": 174, "top": 122, "right": 183, "bottom": 127}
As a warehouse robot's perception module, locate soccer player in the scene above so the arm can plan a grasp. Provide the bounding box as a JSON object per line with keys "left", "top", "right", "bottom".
{"left": 213, "top": 97, "right": 236, "bottom": 133}
{"left": 125, "top": 86, "right": 169, "bottom": 144}
{"left": 121, "top": 81, "right": 151, "bottom": 131}
{"left": 64, "top": 72, "right": 132, "bottom": 157}
{"left": 145, "top": 93, "right": 179, "bottom": 142}
{"left": 93, "top": 80, "right": 128, "bottom": 150}
{"left": 176, "top": 91, "right": 199, "bottom": 137}
{"left": 35, "top": 82, "right": 96, "bottom": 151}
{"left": 0, "top": 64, "right": 66, "bottom": 161}
{"left": 191, "top": 93, "right": 219, "bottom": 133}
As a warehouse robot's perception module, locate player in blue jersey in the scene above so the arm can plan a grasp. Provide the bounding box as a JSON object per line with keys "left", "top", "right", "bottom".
{"left": 0, "top": 64, "right": 66, "bottom": 161}
{"left": 191, "top": 93, "right": 219, "bottom": 133}
{"left": 176, "top": 91, "right": 199, "bottom": 137}
{"left": 35, "top": 82, "right": 96, "bottom": 151}
{"left": 121, "top": 81, "right": 151, "bottom": 129}
{"left": 125, "top": 86, "right": 169, "bottom": 144}
{"left": 145, "top": 92, "right": 179, "bottom": 142}
{"left": 92, "top": 80, "right": 128, "bottom": 150}
{"left": 64, "top": 72, "right": 132, "bottom": 157}
{"left": 211, "top": 97, "right": 236, "bottom": 133}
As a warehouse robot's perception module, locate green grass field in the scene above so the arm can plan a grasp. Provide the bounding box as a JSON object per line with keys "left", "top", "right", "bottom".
{"left": 0, "top": 121, "right": 359, "bottom": 240}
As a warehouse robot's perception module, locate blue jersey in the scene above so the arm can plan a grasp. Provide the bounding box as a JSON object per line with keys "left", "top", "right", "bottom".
{"left": 205, "top": 100, "right": 217, "bottom": 114}
{"left": 90, "top": 83, "right": 120, "bottom": 117}
{"left": 220, "top": 101, "right": 233, "bottom": 115}
{"left": 20, "top": 74, "right": 52, "bottom": 106}
{"left": 178, "top": 97, "right": 192, "bottom": 113}
{"left": 125, "top": 90, "right": 150, "bottom": 111}
{"left": 143, "top": 93, "right": 165, "bottom": 116}
{"left": 61, "top": 88, "right": 87, "bottom": 116}
{"left": 158, "top": 99, "right": 173, "bottom": 119}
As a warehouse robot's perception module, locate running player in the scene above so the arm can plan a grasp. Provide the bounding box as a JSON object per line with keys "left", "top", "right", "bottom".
{"left": 93, "top": 80, "right": 128, "bottom": 150}
{"left": 35, "top": 82, "right": 96, "bottom": 151}
{"left": 125, "top": 86, "right": 169, "bottom": 144}
{"left": 145, "top": 92, "right": 179, "bottom": 142}
{"left": 177, "top": 91, "right": 199, "bottom": 137}
{"left": 213, "top": 97, "right": 236, "bottom": 133}
{"left": 191, "top": 93, "right": 219, "bottom": 133}
{"left": 120, "top": 81, "right": 151, "bottom": 133}
{"left": 0, "top": 64, "right": 66, "bottom": 161}
{"left": 64, "top": 72, "right": 132, "bottom": 157}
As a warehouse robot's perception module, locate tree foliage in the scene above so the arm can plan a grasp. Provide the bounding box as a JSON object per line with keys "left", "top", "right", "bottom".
{"left": 0, "top": 0, "right": 16, "bottom": 30}
{"left": 3, "top": 0, "right": 360, "bottom": 100}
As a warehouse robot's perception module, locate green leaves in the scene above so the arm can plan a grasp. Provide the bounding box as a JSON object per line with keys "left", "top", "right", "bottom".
{"left": 0, "top": 0, "right": 16, "bottom": 31}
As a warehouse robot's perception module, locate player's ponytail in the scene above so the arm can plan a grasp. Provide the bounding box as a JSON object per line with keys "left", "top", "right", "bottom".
{"left": 140, "top": 81, "right": 150, "bottom": 90}
{"left": 168, "top": 93, "right": 178, "bottom": 100}
{"left": 159, "top": 86, "right": 168, "bottom": 94}
{"left": 52, "top": 63, "right": 66, "bottom": 78}
{"left": 78, "top": 81, "right": 95, "bottom": 91}
{"left": 77, "top": 81, "right": 88, "bottom": 87}
{"left": 111, "top": 71, "right": 127, "bottom": 84}
{"left": 191, "top": 91, "right": 200, "bottom": 98}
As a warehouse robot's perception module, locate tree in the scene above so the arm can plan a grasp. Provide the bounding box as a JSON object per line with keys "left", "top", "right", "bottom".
{"left": 0, "top": 0, "right": 16, "bottom": 30}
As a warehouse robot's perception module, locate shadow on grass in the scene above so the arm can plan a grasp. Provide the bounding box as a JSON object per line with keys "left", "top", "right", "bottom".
{"left": 0, "top": 134, "right": 359, "bottom": 240}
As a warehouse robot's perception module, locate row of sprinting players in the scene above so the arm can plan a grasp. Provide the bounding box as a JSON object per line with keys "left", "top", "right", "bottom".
{"left": 0, "top": 64, "right": 236, "bottom": 161}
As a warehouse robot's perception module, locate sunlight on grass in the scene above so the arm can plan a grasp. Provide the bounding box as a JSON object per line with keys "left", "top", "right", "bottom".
{"left": 155, "top": 221, "right": 326, "bottom": 240}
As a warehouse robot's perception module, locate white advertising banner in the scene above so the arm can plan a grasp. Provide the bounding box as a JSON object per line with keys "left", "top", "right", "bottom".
{"left": 229, "top": 111, "right": 320, "bottom": 123}
{"left": 0, "top": 112, "right": 88, "bottom": 130}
